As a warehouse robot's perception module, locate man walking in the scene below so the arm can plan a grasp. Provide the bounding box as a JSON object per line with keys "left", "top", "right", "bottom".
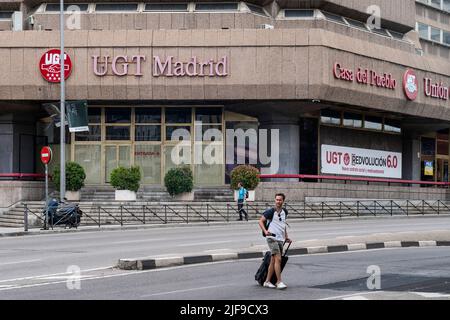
{"left": 236, "top": 182, "right": 248, "bottom": 221}
{"left": 258, "top": 193, "right": 292, "bottom": 289}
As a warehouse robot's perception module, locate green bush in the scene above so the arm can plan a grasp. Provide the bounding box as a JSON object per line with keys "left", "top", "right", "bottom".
{"left": 110, "top": 166, "right": 141, "bottom": 192}
{"left": 164, "top": 166, "right": 194, "bottom": 196}
{"left": 53, "top": 162, "right": 86, "bottom": 191}
{"left": 230, "top": 165, "right": 260, "bottom": 190}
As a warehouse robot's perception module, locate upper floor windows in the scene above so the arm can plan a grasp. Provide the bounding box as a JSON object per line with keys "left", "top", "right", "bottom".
{"left": 417, "top": 0, "right": 450, "bottom": 13}
{"left": 0, "top": 11, "right": 13, "bottom": 20}
{"left": 417, "top": 22, "right": 450, "bottom": 46}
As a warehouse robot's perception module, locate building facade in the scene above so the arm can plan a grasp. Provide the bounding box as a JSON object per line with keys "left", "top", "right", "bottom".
{"left": 0, "top": 1, "right": 449, "bottom": 198}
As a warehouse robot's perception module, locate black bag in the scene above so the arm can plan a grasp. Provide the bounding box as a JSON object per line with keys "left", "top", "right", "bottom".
{"left": 245, "top": 190, "right": 249, "bottom": 199}
{"left": 255, "top": 241, "right": 291, "bottom": 286}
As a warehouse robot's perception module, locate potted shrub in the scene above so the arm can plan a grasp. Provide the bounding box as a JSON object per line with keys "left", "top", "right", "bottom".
{"left": 110, "top": 166, "right": 141, "bottom": 201}
{"left": 164, "top": 166, "right": 194, "bottom": 201}
{"left": 53, "top": 162, "right": 86, "bottom": 201}
{"left": 230, "top": 165, "right": 260, "bottom": 202}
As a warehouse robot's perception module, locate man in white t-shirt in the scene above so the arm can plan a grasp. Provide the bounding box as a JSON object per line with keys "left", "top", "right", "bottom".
{"left": 258, "top": 193, "right": 292, "bottom": 290}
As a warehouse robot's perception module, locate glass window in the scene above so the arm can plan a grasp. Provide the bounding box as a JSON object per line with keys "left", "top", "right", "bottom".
{"left": 364, "top": 116, "right": 382, "bottom": 130}
{"left": 246, "top": 3, "right": 267, "bottom": 16}
{"left": 74, "top": 145, "right": 101, "bottom": 184}
{"left": 195, "top": 3, "right": 239, "bottom": 11}
{"left": 384, "top": 119, "right": 401, "bottom": 133}
{"left": 135, "top": 125, "right": 161, "bottom": 141}
{"left": 345, "top": 18, "right": 367, "bottom": 30}
{"left": 106, "top": 126, "right": 130, "bottom": 140}
{"left": 444, "top": 31, "right": 450, "bottom": 45}
{"left": 164, "top": 146, "right": 192, "bottom": 175}
{"left": 105, "top": 108, "right": 131, "bottom": 123}
{"left": 284, "top": 9, "right": 314, "bottom": 18}
{"left": 88, "top": 107, "right": 101, "bottom": 123}
{"left": 195, "top": 108, "right": 222, "bottom": 123}
{"left": 135, "top": 145, "right": 161, "bottom": 184}
{"left": 165, "top": 108, "right": 191, "bottom": 124}
{"left": 437, "top": 140, "right": 449, "bottom": 155}
{"left": 371, "top": 28, "right": 391, "bottom": 37}
{"left": 321, "top": 109, "right": 341, "bottom": 125}
{"left": 95, "top": 3, "right": 138, "bottom": 12}
{"left": 437, "top": 129, "right": 449, "bottom": 140}
{"left": 75, "top": 125, "right": 101, "bottom": 141}
{"left": 45, "top": 4, "right": 89, "bottom": 12}
{"left": 430, "top": 0, "right": 442, "bottom": 8}
{"left": 166, "top": 126, "right": 191, "bottom": 141}
{"left": 195, "top": 124, "right": 223, "bottom": 141}
{"left": 0, "top": 12, "right": 13, "bottom": 19}
{"left": 135, "top": 107, "right": 161, "bottom": 123}
{"left": 389, "top": 30, "right": 405, "bottom": 40}
{"left": 421, "top": 137, "right": 436, "bottom": 156}
{"left": 144, "top": 3, "right": 189, "bottom": 11}
{"left": 194, "top": 144, "right": 224, "bottom": 186}
{"left": 343, "top": 113, "right": 362, "bottom": 128}
{"left": 322, "top": 11, "right": 346, "bottom": 24}
{"left": 444, "top": 0, "right": 450, "bottom": 12}
{"left": 418, "top": 23, "right": 429, "bottom": 39}
{"left": 431, "top": 27, "right": 441, "bottom": 42}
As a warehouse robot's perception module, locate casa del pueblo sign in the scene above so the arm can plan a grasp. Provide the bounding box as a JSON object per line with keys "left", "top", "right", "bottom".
{"left": 92, "top": 55, "right": 229, "bottom": 77}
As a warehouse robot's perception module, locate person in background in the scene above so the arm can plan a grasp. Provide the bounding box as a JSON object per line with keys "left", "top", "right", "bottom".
{"left": 236, "top": 182, "right": 248, "bottom": 221}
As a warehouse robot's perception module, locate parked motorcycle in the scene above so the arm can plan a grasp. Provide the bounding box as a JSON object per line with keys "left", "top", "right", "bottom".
{"left": 43, "top": 198, "right": 82, "bottom": 229}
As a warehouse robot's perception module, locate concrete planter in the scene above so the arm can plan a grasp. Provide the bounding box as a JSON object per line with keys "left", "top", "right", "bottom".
{"left": 173, "top": 192, "right": 194, "bottom": 201}
{"left": 115, "top": 190, "right": 137, "bottom": 201}
{"left": 234, "top": 190, "right": 255, "bottom": 202}
{"left": 66, "top": 191, "right": 80, "bottom": 201}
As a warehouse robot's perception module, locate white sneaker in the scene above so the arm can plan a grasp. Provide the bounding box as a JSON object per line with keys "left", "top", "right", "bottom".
{"left": 263, "top": 281, "right": 276, "bottom": 288}
{"left": 276, "top": 282, "right": 287, "bottom": 290}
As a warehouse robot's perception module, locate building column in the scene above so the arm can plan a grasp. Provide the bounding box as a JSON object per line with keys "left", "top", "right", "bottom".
{"left": 402, "top": 136, "right": 421, "bottom": 181}
{"left": 258, "top": 115, "right": 300, "bottom": 181}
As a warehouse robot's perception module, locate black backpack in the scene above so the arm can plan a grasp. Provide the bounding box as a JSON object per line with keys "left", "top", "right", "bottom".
{"left": 261, "top": 207, "right": 288, "bottom": 237}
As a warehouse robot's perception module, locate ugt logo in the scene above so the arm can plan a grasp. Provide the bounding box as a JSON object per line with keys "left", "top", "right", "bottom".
{"left": 403, "top": 69, "right": 418, "bottom": 101}
{"left": 39, "top": 49, "right": 73, "bottom": 83}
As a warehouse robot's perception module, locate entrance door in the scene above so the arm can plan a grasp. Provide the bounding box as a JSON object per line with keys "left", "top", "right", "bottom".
{"left": 105, "top": 145, "right": 131, "bottom": 183}
{"left": 436, "top": 158, "right": 449, "bottom": 183}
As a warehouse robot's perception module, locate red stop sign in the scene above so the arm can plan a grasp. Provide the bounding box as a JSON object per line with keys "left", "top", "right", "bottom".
{"left": 40, "top": 146, "right": 52, "bottom": 165}
{"left": 39, "top": 49, "right": 72, "bottom": 83}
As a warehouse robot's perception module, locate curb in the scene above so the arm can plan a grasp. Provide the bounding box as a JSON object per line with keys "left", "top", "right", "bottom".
{"left": 116, "top": 240, "right": 450, "bottom": 271}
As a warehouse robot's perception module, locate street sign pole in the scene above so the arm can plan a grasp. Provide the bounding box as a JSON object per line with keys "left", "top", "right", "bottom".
{"left": 45, "top": 163, "right": 49, "bottom": 230}
{"left": 40, "top": 146, "right": 52, "bottom": 230}
{"left": 60, "top": 0, "right": 66, "bottom": 202}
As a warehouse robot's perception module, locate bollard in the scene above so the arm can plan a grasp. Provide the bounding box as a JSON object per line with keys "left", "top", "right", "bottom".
{"left": 24, "top": 204, "right": 28, "bottom": 232}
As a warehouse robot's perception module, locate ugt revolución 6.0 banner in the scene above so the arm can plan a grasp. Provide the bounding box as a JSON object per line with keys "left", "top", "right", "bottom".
{"left": 321, "top": 145, "right": 402, "bottom": 179}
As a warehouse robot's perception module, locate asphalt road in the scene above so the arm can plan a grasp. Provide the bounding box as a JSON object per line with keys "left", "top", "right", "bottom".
{"left": 1, "top": 247, "right": 450, "bottom": 300}
{"left": 1, "top": 216, "right": 450, "bottom": 282}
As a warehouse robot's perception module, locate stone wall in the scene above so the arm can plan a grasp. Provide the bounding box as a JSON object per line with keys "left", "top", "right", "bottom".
{"left": 0, "top": 181, "right": 45, "bottom": 211}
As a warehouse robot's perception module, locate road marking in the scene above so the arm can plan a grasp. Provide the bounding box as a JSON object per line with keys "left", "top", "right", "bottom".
{"left": 321, "top": 291, "right": 382, "bottom": 300}
{"left": 141, "top": 284, "right": 232, "bottom": 297}
{"left": 414, "top": 292, "right": 450, "bottom": 299}
{"left": 342, "top": 296, "right": 369, "bottom": 300}
{"left": 176, "top": 240, "right": 233, "bottom": 247}
{"left": 0, "top": 259, "right": 42, "bottom": 266}
{"left": 109, "top": 238, "right": 167, "bottom": 245}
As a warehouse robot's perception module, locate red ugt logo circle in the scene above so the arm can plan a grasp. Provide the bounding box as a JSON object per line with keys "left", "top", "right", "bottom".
{"left": 39, "top": 49, "right": 72, "bottom": 83}
{"left": 344, "top": 153, "right": 350, "bottom": 166}
{"left": 403, "top": 69, "right": 418, "bottom": 101}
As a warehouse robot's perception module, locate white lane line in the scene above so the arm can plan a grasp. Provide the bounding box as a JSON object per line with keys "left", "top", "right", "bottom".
{"left": 320, "top": 291, "right": 382, "bottom": 300}
{"left": 414, "top": 292, "right": 450, "bottom": 299}
{"left": 141, "top": 284, "right": 232, "bottom": 298}
{"left": 342, "top": 296, "right": 369, "bottom": 300}
{"left": 0, "top": 259, "right": 42, "bottom": 266}
{"left": 0, "top": 266, "right": 113, "bottom": 283}
{"left": 176, "top": 240, "right": 234, "bottom": 247}
{"left": 0, "top": 261, "right": 235, "bottom": 292}
{"left": 109, "top": 239, "right": 167, "bottom": 245}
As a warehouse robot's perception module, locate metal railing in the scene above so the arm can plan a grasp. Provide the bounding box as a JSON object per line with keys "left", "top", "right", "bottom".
{"left": 20, "top": 199, "right": 450, "bottom": 230}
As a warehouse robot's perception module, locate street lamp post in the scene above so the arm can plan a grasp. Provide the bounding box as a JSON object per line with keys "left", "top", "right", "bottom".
{"left": 59, "top": 0, "right": 65, "bottom": 202}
